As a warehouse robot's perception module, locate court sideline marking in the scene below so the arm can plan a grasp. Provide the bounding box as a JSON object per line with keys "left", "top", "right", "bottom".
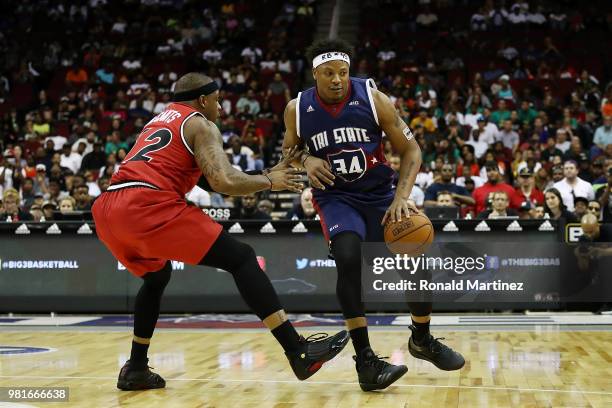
{"left": 0, "top": 375, "right": 610, "bottom": 396}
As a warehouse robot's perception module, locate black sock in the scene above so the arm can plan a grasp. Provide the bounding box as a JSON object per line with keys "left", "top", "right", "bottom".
{"left": 350, "top": 326, "right": 371, "bottom": 355}
{"left": 271, "top": 321, "right": 301, "bottom": 352}
{"left": 130, "top": 341, "right": 149, "bottom": 369}
{"left": 411, "top": 319, "right": 430, "bottom": 344}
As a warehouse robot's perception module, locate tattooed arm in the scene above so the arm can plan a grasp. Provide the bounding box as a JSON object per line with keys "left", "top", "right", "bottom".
{"left": 185, "top": 115, "right": 302, "bottom": 195}
{"left": 372, "top": 89, "right": 422, "bottom": 223}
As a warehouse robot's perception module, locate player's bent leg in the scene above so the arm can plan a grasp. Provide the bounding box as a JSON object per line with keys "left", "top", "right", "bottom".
{"left": 117, "top": 262, "right": 171, "bottom": 391}
{"left": 332, "top": 232, "right": 407, "bottom": 391}
{"left": 199, "top": 231, "right": 349, "bottom": 380}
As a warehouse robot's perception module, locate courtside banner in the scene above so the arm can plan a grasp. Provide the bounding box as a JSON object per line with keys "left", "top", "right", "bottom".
{"left": 361, "top": 242, "right": 612, "bottom": 303}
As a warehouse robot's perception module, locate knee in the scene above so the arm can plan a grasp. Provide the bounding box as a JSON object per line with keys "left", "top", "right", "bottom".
{"left": 331, "top": 233, "right": 362, "bottom": 271}
{"left": 226, "top": 242, "right": 257, "bottom": 273}
{"left": 143, "top": 262, "right": 172, "bottom": 291}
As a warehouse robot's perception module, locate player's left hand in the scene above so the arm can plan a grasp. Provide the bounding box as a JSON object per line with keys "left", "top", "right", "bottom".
{"left": 381, "top": 198, "right": 419, "bottom": 225}
{"left": 271, "top": 145, "right": 302, "bottom": 171}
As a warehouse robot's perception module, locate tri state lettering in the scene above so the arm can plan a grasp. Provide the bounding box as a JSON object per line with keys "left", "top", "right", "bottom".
{"left": 310, "top": 127, "right": 371, "bottom": 151}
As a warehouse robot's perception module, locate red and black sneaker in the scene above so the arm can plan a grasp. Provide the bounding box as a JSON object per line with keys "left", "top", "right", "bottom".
{"left": 285, "top": 331, "right": 350, "bottom": 380}
{"left": 117, "top": 359, "right": 166, "bottom": 391}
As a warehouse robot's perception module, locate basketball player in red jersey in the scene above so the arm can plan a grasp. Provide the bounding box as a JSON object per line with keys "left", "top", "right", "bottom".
{"left": 92, "top": 73, "right": 349, "bottom": 391}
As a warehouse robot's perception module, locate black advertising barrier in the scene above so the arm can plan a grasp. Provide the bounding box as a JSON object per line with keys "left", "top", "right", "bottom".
{"left": 0, "top": 219, "right": 584, "bottom": 313}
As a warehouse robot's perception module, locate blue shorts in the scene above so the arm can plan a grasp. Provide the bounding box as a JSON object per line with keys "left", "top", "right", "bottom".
{"left": 311, "top": 190, "right": 394, "bottom": 242}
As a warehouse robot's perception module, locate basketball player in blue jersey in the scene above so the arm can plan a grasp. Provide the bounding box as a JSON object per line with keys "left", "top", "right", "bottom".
{"left": 282, "top": 39, "right": 465, "bottom": 391}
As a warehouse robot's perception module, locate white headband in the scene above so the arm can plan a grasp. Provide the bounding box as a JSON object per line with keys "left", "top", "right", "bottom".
{"left": 312, "top": 51, "right": 351, "bottom": 69}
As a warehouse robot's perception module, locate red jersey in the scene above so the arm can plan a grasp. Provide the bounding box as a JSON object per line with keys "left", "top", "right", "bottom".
{"left": 472, "top": 182, "right": 517, "bottom": 213}
{"left": 111, "top": 103, "right": 203, "bottom": 196}
{"left": 511, "top": 187, "right": 544, "bottom": 209}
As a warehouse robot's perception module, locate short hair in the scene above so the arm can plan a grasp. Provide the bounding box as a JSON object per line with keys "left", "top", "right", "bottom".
{"left": 306, "top": 38, "right": 354, "bottom": 66}
{"left": 173, "top": 72, "right": 214, "bottom": 95}
{"left": 437, "top": 190, "right": 452, "bottom": 198}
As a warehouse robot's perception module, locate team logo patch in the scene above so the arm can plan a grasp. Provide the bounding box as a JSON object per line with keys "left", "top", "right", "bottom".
{"left": 327, "top": 148, "right": 367, "bottom": 182}
{"left": 0, "top": 346, "right": 55, "bottom": 355}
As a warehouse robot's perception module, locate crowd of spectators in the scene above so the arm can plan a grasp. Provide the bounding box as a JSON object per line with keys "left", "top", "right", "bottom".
{"left": 358, "top": 0, "right": 612, "bottom": 224}
{"left": 1, "top": 0, "right": 611, "bottom": 225}
{"left": 0, "top": 0, "right": 316, "bottom": 221}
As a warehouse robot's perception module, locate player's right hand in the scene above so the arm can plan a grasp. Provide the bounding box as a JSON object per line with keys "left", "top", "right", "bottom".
{"left": 303, "top": 155, "right": 335, "bottom": 190}
{"left": 267, "top": 168, "right": 304, "bottom": 193}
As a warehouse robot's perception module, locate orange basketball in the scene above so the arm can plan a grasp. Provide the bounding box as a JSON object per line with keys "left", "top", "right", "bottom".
{"left": 384, "top": 210, "right": 434, "bottom": 256}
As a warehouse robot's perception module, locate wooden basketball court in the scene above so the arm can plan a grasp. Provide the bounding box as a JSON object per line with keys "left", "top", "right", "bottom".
{"left": 1, "top": 316, "right": 611, "bottom": 407}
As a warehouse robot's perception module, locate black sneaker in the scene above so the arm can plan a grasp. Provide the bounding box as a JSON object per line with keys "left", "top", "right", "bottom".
{"left": 408, "top": 325, "right": 465, "bottom": 371}
{"left": 285, "top": 331, "right": 350, "bottom": 380}
{"left": 117, "top": 359, "right": 166, "bottom": 391}
{"left": 354, "top": 347, "right": 408, "bottom": 392}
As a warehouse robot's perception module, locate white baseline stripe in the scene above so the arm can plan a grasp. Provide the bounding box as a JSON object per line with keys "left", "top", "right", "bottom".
{"left": 0, "top": 375, "right": 609, "bottom": 396}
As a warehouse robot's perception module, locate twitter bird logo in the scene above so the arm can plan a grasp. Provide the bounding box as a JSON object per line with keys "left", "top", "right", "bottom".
{"left": 296, "top": 258, "right": 309, "bottom": 270}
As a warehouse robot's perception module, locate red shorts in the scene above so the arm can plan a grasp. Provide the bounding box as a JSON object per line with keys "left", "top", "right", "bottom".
{"left": 92, "top": 188, "right": 222, "bottom": 277}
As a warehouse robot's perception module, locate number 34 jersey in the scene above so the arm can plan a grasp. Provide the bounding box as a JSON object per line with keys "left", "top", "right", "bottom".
{"left": 296, "top": 77, "right": 395, "bottom": 201}
{"left": 111, "top": 103, "right": 204, "bottom": 196}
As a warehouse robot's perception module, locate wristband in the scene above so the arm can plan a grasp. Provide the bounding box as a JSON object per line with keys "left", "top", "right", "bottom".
{"left": 301, "top": 154, "right": 311, "bottom": 167}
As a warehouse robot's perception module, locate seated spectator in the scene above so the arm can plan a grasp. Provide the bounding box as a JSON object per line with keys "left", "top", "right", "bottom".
{"left": 65, "top": 64, "right": 88, "bottom": 88}
{"left": 60, "top": 144, "right": 82, "bottom": 175}
{"left": 555, "top": 128, "right": 571, "bottom": 153}
{"left": 490, "top": 100, "right": 511, "bottom": 126}
{"left": 0, "top": 188, "right": 32, "bottom": 221}
{"left": 287, "top": 187, "right": 317, "bottom": 220}
{"left": 202, "top": 45, "right": 223, "bottom": 65}
{"left": 477, "top": 191, "right": 518, "bottom": 219}
{"left": 471, "top": 7, "right": 488, "bottom": 31}
{"left": 416, "top": 6, "right": 438, "bottom": 28}
{"left": 41, "top": 200, "right": 57, "bottom": 221}
{"left": 592, "top": 116, "right": 612, "bottom": 156}
{"left": 29, "top": 203, "right": 43, "bottom": 222}
{"left": 95, "top": 63, "right": 115, "bottom": 86}
{"left": 573, "top": 196, "right": 590, "bottom": 220}
{"left": 424, "top": 163, "right": 475, "bottom": 207}
{"left": 517, "top": 100, "right": 538, "bottom": 125}
{"left": 410, "top": 109, "right": 436, "bottom": 133}
{"left": 81, "top": 142, "right": 107, "bottom": 172}
{"left": 544, "top": 187, "right": 578, "bottom": 223}
{"left": 72, "top": 184, "right": 92, "bottom": 211}
{"left": 105, "top": 131, "right": 129, "bottom": 155}
{"left": 594, "top": 166, "right": 612, "bottom": 222}
{"left": 225, "top": 135, "right": 255, "bottom": 171}
{"left": 553, "top": 160, "right": 594, "bottom": 211}
{"left": 19, "top": 178, "right": 36, "bottom": 209}
{"left": 512, "top": 167, "right": 545, "bottom": 208}
{"left": 587, "top": 199, "right": 601, "bottom": 220}
{"left": 496, "top": 120, "right": 519, "bottom": 151}
{"left": 257, "top": 199, "right": 275, "bottom": 218}
{"left": 238, "top": 193, "right": 271, "bottom": 220}
{"left": 266, "top": 72, "right": 291, "bottom": 103}
{"left": 59, "top": 196, "right": 76, "bottom": 213}
{"left": 236, "top": 89, "right": 261, "bottom": 117}
{"left": 436, "top": 191, "right": 456, "bottom": 207}
{"left": 473, "top": 162, "right": 517, "bottom": 213}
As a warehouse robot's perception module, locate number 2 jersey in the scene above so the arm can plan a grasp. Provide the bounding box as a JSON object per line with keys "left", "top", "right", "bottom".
{"left": 110, "top": 102, "right": 204, "bottom": 196}
{"left": 296, "top": 77, "right": 395, "bottom": 203}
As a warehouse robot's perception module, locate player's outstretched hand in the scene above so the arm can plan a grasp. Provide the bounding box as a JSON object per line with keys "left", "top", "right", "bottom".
{"left": 268, "top": 168, "right": 304, "bottom": 193}
{"left": 381, "top": 198, "right": 419, "bottom": 225}
{"left": 303, "top": 155, "right": 335, "bottom": 190}
{"left": 272, "top": 145, "right": 302, "bottom": 171}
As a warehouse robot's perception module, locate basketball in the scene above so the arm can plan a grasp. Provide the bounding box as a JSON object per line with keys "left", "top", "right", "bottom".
{"left": 384, "top": 210, "right": 434, "bottom": 256}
